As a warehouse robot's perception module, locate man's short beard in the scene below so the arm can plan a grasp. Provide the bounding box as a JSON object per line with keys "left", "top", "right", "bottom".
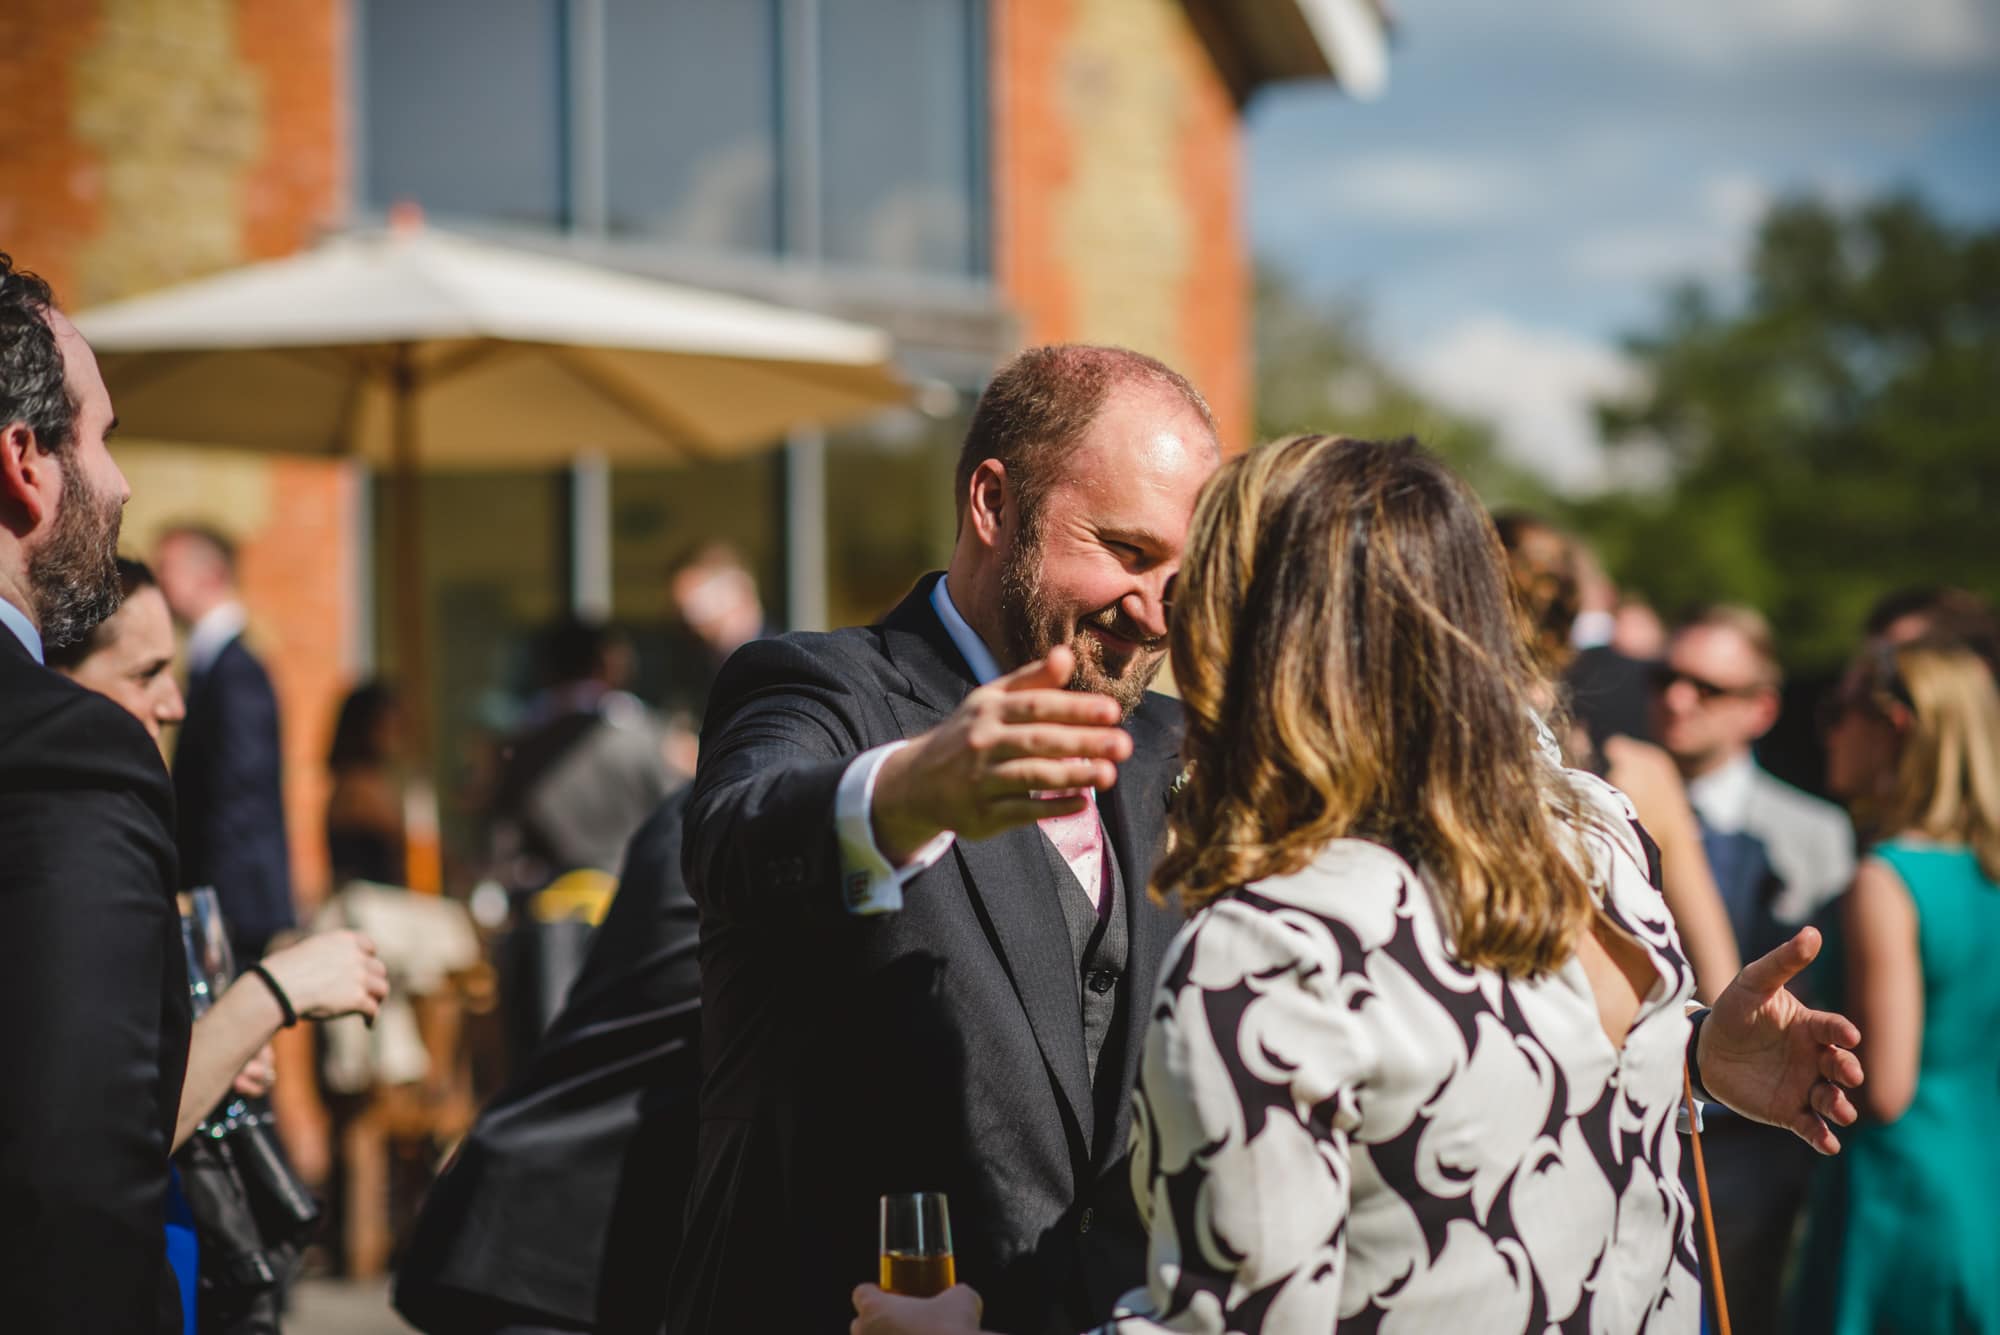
{"left": 997, "top": 516, "right": 1164, "bottom": 720}
{"left": 31, "top": 461, "right": 125, "bottom": 651}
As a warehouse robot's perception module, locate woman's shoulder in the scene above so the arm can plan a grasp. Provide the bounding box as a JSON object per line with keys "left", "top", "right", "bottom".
{"left": 1168, "top": 840, "right": 1422, "bottom": 977}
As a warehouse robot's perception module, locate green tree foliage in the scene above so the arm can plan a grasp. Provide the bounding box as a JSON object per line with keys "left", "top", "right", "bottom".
{"left": 1574, "top": 193, "right": 2000, "bottom": 668}
{"left": 1254, "top": 268, "right": 1548, "bottom": 507}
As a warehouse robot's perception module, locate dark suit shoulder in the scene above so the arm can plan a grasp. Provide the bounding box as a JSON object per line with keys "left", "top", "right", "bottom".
{"left": 714, "top": 624, "right": 896, "bottom": 689}
{"left": 211, "top": 636, "right": 277, "bottom": 689}
{"left": 701, "top": 626, "right": 902, "bottom": 732}
{"left": 0, "top": 652, "right": 173, "bottom": 816}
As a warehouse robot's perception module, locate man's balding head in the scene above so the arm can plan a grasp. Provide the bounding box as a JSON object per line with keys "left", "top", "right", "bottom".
{"left": 948, "top": 345, "right": 1222, "bottom": 715}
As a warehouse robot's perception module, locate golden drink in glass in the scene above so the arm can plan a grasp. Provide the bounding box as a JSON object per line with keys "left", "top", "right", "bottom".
{"left": 879, "top": 1192, "right": 954, "bottom": 1297}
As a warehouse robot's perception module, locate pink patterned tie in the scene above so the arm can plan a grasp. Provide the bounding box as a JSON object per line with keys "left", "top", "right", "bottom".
{"left": 1040, "top": 789, "right": 1105, "bottom": 910}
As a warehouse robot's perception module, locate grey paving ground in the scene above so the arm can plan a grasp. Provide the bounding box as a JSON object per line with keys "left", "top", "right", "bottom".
{"left": 287, "top": 1277, "right": 418, "bottom": 1335}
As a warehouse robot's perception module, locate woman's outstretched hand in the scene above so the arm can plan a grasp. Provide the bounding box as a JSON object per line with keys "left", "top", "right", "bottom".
{"left": 1700, "top": 926, "right": 1864, "bottom": 1154}
{"left": 851, "top": 1283, "right": 986, "bottom": 1335}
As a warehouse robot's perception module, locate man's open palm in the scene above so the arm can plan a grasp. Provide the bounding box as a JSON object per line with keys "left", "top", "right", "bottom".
{"left": 1700, "top": 926, "right": 1864, "bottom": 1154}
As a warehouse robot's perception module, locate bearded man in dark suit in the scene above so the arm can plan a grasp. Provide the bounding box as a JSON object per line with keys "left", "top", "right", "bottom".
{"left": 663, "top": 346, "right": 1221, "bottom": 1335}
{"left": 0, "top": 253, "right": 190, "bottom": 1332}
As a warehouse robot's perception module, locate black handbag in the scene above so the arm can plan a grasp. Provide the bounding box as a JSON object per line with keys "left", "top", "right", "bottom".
{"left": 178, "top": 896, "right": 325, "bottom": 1334}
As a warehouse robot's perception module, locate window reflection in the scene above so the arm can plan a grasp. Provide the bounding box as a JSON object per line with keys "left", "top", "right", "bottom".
{"left": 363, "top": 0, "right": 567, "bottom": 227}
{"left": 604, "top": 0, "right": 780, "bottom": 252}
{"left": 820, "top": 0, "right": 984, "bottom": 276}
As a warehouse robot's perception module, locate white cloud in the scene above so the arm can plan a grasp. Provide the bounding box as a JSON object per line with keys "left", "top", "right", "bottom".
{"left": 1397, "top": 315, "right": 1644, "bottom": 493}
{"left": 1296, "top": 153, "right": 1529, "bottom": 226}
{"left": 1566, "top": 170, "right": 1773, "bottom": 286}
{"left": 1627, "top": 0, "right": 1997, "bottom": 68}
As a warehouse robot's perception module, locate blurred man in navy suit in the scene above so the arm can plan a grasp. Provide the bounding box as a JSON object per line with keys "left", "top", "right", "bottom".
{"left": 156, "top": 524, "right": 295, "bottom": 962}
{"left": 1653, "top": 602, "right": 1854, "bottom": 1335}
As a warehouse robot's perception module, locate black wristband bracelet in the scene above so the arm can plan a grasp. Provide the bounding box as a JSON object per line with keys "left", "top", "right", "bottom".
{"left": 247, "top": 962, "right": 299, "bottom": 1028}
{"left": 1685, "top": 1006, "right": 1715, "bottom": 1104}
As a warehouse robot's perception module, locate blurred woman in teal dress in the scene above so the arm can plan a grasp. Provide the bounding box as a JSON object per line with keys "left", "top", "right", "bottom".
{"left": 1795, "top": 635, "right": 2000, "bottom": 1334}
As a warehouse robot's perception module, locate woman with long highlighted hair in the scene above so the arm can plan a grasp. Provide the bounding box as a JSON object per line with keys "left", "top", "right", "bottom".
{"left": 854, "top": 436, "right": 1863, "bottom": 1335}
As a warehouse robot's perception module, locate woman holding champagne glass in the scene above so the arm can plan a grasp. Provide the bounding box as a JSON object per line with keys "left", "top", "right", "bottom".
{"left": 855, "top": 435, "right": 1864, "bottom": 1334}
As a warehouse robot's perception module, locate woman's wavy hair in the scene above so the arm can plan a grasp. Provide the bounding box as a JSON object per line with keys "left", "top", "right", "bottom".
{"left": 1155, "top": 434, "right": 1603, "bottom": 976}
{"left": 1850, "top": 636, "right": 2000, "bottom": 881}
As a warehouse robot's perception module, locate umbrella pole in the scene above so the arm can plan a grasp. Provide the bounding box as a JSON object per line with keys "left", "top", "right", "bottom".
{"left": 390, "top": 344, "right": 443, "bottom": 893}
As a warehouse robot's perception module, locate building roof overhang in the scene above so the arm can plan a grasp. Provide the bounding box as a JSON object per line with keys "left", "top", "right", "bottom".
{"left": 1182, "top": 0, "right": 1393, "bottom": 104}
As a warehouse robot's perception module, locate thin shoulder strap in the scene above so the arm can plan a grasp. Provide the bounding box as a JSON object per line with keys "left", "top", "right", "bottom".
{"left": 1682, "top": 1067, "right": 1732, "bottom": 1335}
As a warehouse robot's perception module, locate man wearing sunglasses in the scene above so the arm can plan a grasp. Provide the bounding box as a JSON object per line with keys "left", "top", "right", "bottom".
{"left": 1651, "top": 602, "right": 1855, "bottom": 1335}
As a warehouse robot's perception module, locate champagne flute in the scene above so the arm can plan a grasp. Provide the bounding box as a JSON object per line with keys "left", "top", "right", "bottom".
{"left": 879, "top": 1192, "right": 955, "bottom": 1296}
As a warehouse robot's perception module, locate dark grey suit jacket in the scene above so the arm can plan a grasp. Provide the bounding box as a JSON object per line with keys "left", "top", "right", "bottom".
{"left": 663, "top": 576, "right": 1184, "bottom": 1335}
{"left": 0, "top": 626, "right": 190, "bottom": 1332}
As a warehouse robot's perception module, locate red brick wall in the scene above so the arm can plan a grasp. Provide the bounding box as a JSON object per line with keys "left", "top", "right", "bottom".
{"left": 1171, "top": 20, "right": 1251, "bottom": 454}
{"left": 0, "top": 0, "right": 354, "bottom": 905}
{"left": 991, "top": 0, "right": 1080, "bottom": 356}
{"left": 990, "top": 0, "right": 1252, "bottom": 451}
{"left": 0, "top": 0, "right": 106, "bottom": 302}
{"left": 237, "top": 0, "right": 348, "bottom": 261}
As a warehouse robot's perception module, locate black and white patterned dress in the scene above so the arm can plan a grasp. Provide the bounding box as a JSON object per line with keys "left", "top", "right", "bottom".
{"left": 1102, "top": 769, "right": 1703, "bottom": 1333}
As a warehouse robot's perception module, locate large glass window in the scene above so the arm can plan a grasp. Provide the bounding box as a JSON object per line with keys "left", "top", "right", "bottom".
{"left": 362, "top": 0, "right": 568, "bottom": 228}
{"left": 819, "top": 0, "right": 984, "bottom": 276}
{"left": 357, "top": 0, "right": 987, "bottom": 277}
{"left": 603, "top": 0, "right": 780, "bottom": 252}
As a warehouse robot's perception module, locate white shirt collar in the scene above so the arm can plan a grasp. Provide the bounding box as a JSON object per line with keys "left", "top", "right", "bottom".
{"left": 1687, "top": 751, "right": 1757, "bottom": 834}
{"left": 930, "top": 577, "right": 1002, "bottom": 686}
{"left": 186, "top": 601, "right": 248, "bottom": 677}
{"left": 0, "top": 595, "right": 43, "bottom": 665}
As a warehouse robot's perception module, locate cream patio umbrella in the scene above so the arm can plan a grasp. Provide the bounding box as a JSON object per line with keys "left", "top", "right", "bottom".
{"left": 76, "top": 223, "right": 908, "bottom": 768}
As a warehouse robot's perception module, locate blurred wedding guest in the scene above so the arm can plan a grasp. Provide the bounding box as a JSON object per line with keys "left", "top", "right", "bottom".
{"left": 662, "top": 541, "right": 766, "bottom": 717}
{"left": 47, "top": 560, "right": 392, "bottom": 1147}
{"left": 397, "top": 789, "right": 701, "bottom": 1335}
{"left": 155, "top": 524, "right": 294, "bottom": 962}
{"left": 493, "top": 618, "right": 676, "bottom": 884}
{"left": 1650, "top": 602, "right": 1855, "bottom": 1333}
{"left": 327, "top": 681, "right": 408, "bottom": 888}
{"left": 1507, "top": 518, "right": 1657, "bottom": 746}
{"left": 0, "top": 251, "right": 189, "bottom": 1331}
{"left": 1615, "top": 593, "right": 1668, "bottom": 661}
{"left": 1866, "top": 584, "right": 2000, "bottom": 674}
{"left": 1496, "top": 514, "right": 1740, "bottom": 1001}
{"left": 854, "top": 436, "right": 1864, "bottom": 1335}
{"left": 1793, "top": 636, "right": 2000, "bottom": 1334}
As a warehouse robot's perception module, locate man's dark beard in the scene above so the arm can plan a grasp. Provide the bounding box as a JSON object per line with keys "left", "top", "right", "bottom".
{"left": 998, "top": 529, "right": 1164, "bottom": 719}
{"left": 31, "top": 463, "right": 124, "bottom": 651}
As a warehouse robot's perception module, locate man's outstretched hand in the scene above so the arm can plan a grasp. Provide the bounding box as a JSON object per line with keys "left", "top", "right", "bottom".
{"left": 871, "top": 646, "right": 1131, "bottom": 864}
{"left": 1699, "top": 926, "right": 1864, "bottom": 1154}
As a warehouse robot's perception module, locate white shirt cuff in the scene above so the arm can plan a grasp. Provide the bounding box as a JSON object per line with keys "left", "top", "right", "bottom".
{"left": 835, "top": 741, "right": 955, "bottom": 915}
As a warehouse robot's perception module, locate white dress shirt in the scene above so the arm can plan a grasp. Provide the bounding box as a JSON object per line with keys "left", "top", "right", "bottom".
{"left": 833, "top": 579, "right": 991, "bottom": 915}
{"left": 184, "top": 600, "right": 248, "bottom": 678}
{"left": 0, "top": 595, "right": 43, "bottom": 664}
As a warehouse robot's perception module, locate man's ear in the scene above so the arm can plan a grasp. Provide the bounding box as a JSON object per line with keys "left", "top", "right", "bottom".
{"left": 1750, "top": 686, "right": 1784, "bottom": 742}
{"left": 0, "top": 422, "right": 56, "bottom": 532}
{"left": 966, "top": 458, "right": 1010, "bottom": 551}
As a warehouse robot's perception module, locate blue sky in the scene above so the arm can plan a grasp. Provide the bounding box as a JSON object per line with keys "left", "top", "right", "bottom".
{"left": 1245, "top": 0, "right": 2000, "bottom": 489}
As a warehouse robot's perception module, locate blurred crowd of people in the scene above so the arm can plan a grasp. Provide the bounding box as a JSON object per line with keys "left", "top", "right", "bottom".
{"left": 5, "top": 247, "right": 1997, "bottom": 1335}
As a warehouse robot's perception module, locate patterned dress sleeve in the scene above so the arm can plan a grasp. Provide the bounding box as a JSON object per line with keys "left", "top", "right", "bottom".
{"left": 1103, "top": 897, "right": 1375, "bottom": 1333}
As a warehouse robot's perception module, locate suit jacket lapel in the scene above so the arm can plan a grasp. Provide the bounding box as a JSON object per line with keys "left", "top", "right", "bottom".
{"left": 880, "top": 577, "right": 1097, "bottom": 1147}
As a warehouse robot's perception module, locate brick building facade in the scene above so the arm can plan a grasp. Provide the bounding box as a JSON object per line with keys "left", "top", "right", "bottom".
{"left": 1, "top": 0, "right": 1372, "bottom": 901}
